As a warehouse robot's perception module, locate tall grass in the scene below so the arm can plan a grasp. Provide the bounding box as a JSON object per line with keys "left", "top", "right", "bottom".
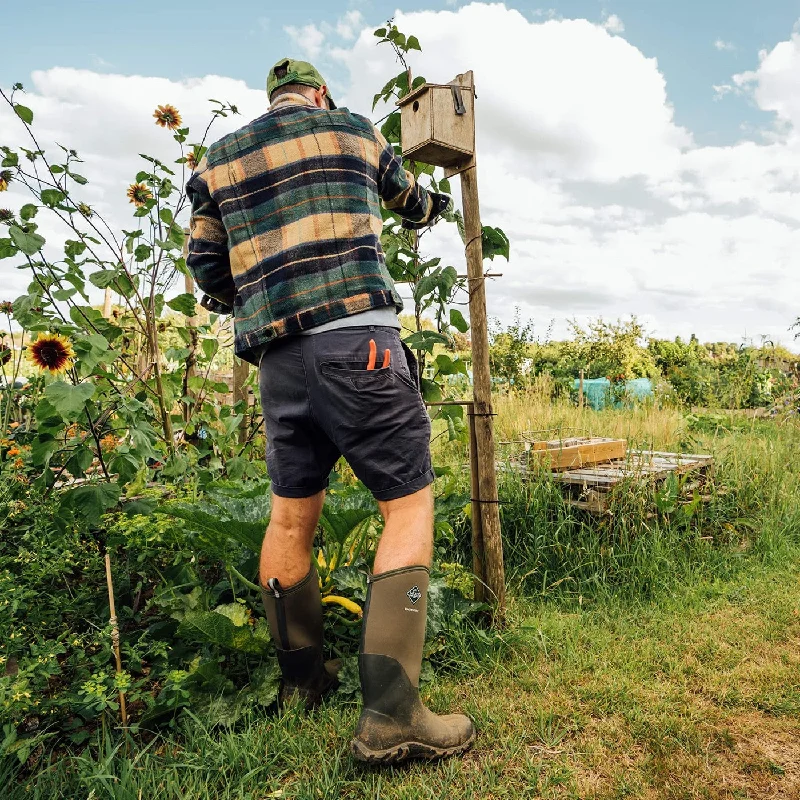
{"left": 436, "top": 387, "right": 800, "bottom": 606}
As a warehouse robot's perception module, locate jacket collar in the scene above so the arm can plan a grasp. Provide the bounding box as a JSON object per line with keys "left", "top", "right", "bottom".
{"left": 270, "top": 93, "right": 317, "bottom": 110}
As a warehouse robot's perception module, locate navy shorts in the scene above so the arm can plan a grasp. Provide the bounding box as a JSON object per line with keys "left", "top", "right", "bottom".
{"left": 258, "top": 326, "right": 434, "bottom": 501}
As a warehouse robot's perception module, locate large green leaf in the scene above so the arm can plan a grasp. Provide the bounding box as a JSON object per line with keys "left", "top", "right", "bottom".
{"left": 319, "top": 506, "right": 374, "bottom": 545}
{"left": 8, "top": 225, "right": 45, "bottom": 256}
{"left": 403, "top": 329, "right": 450, "bottom": 354}
{"left": 166, "top": 293, "right": 196, "bottom": 316}
{"left": 62, "top": 482, "right": 122, "bottom": 525}
{"left": 45, "top": 381, "right": 95, "bottom": 422}
{"left": 14, "top": 104, "right": 33, "bottom": 124}
{"left": 177, "top": 609, "right": 271, "bottom": 655}
{"left": 73, "top": 334, "right": 111, "bottom": 374}
{"left": 449, "top": 308, "right": 469, "bottom": 333}
{"left": 157, "top": 502, "right": 266, "bottom": 554}
{"left": 40, "top": 189, "right": 66, "bottom": 208}
{"left": 481, "top": 225, "right": 510, "bottom": 261}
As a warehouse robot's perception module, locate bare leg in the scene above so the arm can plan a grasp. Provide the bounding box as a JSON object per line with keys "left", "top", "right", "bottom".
{"left": 374, "top": 484, "right": 434, "bottom": 574}
{"left": 260, "top": 490, "right": 325, "bottom": 587}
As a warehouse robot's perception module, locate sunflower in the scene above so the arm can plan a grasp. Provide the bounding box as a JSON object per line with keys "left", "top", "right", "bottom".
{"left": 0, "top": 170, "right": 13, "bottom": 192}
{"left": 153, "top": 104, "right": 182, "bottom": 130}
{"left": 186, "top": 150, "right": 198, "bottom": 170}
{"left": 28, "top": 333, "right": 75, "bottom": 374}
{"left": 7, "top": 447, "right": 20, "bottom": 458}
{"left": 126, "top": 182, "right": 152, "bottom": 207}
{"left": 0, "top": 301, "right": 12, "bottom": 315}
{"left": 0, "top": 209, "right": 13, "bottom": 222}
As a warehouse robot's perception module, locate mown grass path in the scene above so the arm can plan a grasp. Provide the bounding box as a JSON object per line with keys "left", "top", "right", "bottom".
{"left": 14, "top": 551, "right": 798, "bottom": 799}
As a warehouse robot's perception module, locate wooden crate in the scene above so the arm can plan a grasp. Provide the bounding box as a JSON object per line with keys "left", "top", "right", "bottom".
{"left": 526, "top": 437, "right": 627, "bottom": 471}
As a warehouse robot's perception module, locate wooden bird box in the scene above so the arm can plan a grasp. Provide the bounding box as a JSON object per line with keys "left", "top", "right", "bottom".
{"left": 397, "top": 80, "right": 475, "bottom": 168}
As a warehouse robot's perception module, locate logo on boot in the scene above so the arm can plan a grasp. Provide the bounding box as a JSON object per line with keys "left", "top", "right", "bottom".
{"left": 406, "top": 585, "right": 422, "bottom": 605}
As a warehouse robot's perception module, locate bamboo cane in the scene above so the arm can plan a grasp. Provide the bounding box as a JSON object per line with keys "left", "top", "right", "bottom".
{"left": 104, "top": 553, "right": 128, "bottom": 727}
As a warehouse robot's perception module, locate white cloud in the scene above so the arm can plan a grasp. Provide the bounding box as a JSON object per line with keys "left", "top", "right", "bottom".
{"left": 0, "top": 69, "right": 268, "bottom": 304}
{"left": 335, "top": 10, "right": 364, "bottom": 40}
{"left": 733, "top": 32, "right": 800, "bottom": 131}
{"left": 333, "top": 3, "right": 797, "bottom": 344}
{"left": 3, "top": 4, "right": 800, "bottom": 347}
{"left": 338, "top": 4, "right": 690, "bottom": 183}
{"left": 602, "top": 14, "right": 625, "bottom": 34}
{"left": 712, "top": 83, "right": 734, "bottom": 100}
{"left": 284, "top": 23, "right": 326, "bottom": 59}
{"left": 714, "top": 39, "right": 735, "bottom": 51}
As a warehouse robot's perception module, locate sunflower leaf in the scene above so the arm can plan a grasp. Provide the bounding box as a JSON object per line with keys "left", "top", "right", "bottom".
{"left": 44, "top": 381, "right": 95, "bottom": 422}
{"left": 8, "top": 225, "right": 45, "bottom": 256}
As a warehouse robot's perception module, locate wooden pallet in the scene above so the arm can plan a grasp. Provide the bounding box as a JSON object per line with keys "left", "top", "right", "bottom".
{"left": 499, "top": 448, "right": 714, "bottom": 513}
{"left": 553, "top": 450, "right": 714, "bottom": 512}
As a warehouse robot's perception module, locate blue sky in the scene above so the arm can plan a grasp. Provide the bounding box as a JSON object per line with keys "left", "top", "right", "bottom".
{"left": 3, "top": 1, "right": 800, "bottom": 344}
{"left": 4, "top": 0, "right": 799, "bottom": 146}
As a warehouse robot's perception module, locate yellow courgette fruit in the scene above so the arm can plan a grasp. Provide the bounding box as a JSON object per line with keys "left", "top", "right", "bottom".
{"left": 321, "top": 595, "right": 362, "bottom": 617}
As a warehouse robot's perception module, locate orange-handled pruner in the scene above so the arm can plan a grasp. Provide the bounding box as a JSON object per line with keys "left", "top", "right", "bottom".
{"left": 367, "top": 339, "right": 391, "bottom": 370}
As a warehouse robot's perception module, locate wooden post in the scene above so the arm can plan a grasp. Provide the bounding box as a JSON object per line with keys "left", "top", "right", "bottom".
{"left": 451, "top": 71, "right": 506, "bottom": 619}
{"left": 579, "top": 368, "right": 585, "bottom": 408}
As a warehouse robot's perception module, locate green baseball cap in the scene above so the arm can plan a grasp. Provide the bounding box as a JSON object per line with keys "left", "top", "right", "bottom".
{"left": 267, "top": 58, "right": 336, "bottom": 108}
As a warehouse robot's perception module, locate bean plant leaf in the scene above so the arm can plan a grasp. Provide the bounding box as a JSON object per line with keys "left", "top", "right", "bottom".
{"left": 167, "top": 293, "right": 196, "bottom": 316}
{"left": 449, "top": 308, "right": 469, "bottom": 333}
{"left": 14, "top": 104, "right": 33, "bottom": 124}
{"left": 20, "top": 204, "right": 38, "bottom": 221}
{"left": 403, "top": 329, "right": 450, "bottom": 353}
{"left": 481, "top": 225, "right": 510, "bottom": 261}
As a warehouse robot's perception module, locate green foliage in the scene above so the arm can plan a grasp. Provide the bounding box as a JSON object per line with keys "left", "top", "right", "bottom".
{"left": 489, "top": 309, "right": 536, "bottom": 391}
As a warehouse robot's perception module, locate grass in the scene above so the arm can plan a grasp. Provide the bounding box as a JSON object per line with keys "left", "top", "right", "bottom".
{"left": 8, "top": 393, "right": 800, "bottom": 799}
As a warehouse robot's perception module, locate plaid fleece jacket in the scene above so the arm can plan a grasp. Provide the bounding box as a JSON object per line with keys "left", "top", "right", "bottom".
{"left": 186, "top": 94, "right": 435, "bottom": 364}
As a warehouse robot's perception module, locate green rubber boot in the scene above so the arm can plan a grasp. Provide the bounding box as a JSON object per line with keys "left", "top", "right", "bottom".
{"left": 351, "top": 566, "right": 476, "bottom": 764}
{"left": 261, "top": 565, "right": 338, "bottom": 709}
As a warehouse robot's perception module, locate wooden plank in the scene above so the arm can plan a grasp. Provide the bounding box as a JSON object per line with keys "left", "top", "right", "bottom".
{"left": 530, "top": 438, "right": 626, "bottom": 470}
{"left": 553, "top": 472, "right": 621, "bottom": 486}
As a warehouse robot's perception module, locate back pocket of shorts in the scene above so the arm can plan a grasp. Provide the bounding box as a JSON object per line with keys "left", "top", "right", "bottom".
{"left": 319, "top": 361, "right": 393, "bottom": 392}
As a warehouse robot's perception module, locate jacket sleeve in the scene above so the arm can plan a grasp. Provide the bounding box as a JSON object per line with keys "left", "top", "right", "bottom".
{"left": 374, "top": 128, "right": 435, "bottom": 224}
{"left": 185, "top": 158, "right": 236, "bottom": 306}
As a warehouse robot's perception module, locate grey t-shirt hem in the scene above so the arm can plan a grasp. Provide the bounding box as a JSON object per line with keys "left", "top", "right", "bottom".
{"left": 298, "top": 308, "right": 401, "bottom": 335}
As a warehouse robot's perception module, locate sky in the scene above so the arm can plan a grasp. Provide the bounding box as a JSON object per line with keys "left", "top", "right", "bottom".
{"left": 2, "top": 0, "right": 800, "bottom": 346}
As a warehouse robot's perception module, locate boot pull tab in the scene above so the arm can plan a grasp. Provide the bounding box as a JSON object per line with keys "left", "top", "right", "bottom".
{"left": 267, "top": 577, "right": 282, "bottom": 598}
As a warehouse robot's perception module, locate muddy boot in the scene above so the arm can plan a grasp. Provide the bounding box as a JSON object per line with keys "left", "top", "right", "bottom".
{"left": 351, "top": 566, "right": 476, "bottom": 764}
{"left": 261, "top": 565, "right": 338, "bottom": 709}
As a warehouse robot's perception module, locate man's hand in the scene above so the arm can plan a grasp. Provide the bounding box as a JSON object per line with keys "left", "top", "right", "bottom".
{"left": 200, "top": 294, "right": 234, "bottom": 315}
{"left": 401, "top": 193, "right": 453, "bottom": 231}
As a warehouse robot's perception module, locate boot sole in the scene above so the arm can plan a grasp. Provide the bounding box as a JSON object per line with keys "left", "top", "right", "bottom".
{"left": 351, "top": 729, "right": 476, "bottom": 765}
